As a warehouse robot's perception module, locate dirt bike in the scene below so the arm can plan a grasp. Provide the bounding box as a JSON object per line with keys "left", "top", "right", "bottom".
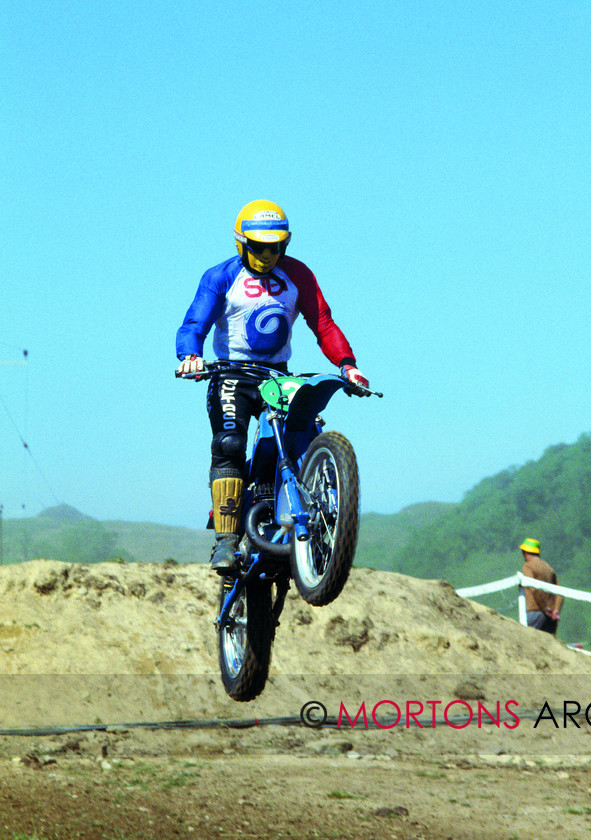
{"left": 177, "top": 361, "right": 382, "bottom": 701}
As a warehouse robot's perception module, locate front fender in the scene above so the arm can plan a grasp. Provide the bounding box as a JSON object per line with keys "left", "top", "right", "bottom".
{"left": 285, "top": 374, "right": 346, "bottom": 428}
{"left": 283, "top": 374, "right": 347, "bottom": 460}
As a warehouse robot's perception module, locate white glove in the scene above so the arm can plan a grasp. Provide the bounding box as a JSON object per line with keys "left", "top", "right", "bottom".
{"left": 177, "top": 355, "right": 204, "bottom": 378}
{"left": 341, "top": 364, "right": 369, "bottom": 390}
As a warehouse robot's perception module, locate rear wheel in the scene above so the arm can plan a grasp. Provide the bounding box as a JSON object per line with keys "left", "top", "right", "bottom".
{"left": 218, "top": 578, "right": 274, "bottom": 701}
{"left": 290, "top": 431, "right": 359, "bottom": 606}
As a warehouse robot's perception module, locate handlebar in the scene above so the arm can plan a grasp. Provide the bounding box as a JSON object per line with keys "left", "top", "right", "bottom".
{"left": 174, "top": 360, "right": 288, "bottom": 382}
{"left": 175, "top": 361, "right": 383, "bottom": 398}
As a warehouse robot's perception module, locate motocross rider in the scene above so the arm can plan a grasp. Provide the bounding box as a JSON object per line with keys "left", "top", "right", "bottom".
{"left": 176, "top": 199, "right": 369, "bottom": 571}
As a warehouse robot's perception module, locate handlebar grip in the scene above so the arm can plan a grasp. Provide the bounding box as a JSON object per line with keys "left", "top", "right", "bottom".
{"left": 341, "top": 378, "right": 383, "bottom": 398}
{"left": 175, "top": 370, "right": 213, "bottom": 381}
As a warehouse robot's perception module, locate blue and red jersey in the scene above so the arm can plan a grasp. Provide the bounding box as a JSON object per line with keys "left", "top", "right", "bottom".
{"left": 176, "top": 255, "right": 355, "bottom": 367}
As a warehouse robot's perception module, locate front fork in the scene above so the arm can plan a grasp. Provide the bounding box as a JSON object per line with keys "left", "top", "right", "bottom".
{"left": 216, "top": 576, "right": 242, "bottom": 631}
{"left": 268, "top": 412, "right": 312, "bottom": 542}
{"left": 216, "top": 560, "right": 290, "bottom": 632}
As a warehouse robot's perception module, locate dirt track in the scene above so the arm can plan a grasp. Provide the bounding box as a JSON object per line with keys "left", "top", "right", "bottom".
{"left": 2, "top": 749, "right": 591, "bottom": 840}
{"left": 1, "top": 559, "right": 591, "bottom": 839}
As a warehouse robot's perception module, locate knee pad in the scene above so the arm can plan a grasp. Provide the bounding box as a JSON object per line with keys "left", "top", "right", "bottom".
{"left": 211, "top": 432, "right": 246, "bottom": 461}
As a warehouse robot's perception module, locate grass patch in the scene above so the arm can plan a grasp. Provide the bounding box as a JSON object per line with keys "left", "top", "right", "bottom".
{"left": 327, "top": 789, "right": 366, "bottom": 800}
{"left": 161, "top": 769, "right": 202, "bottom": 790}
{"left": 8, "top": 835, "right": 51, "bottom": 840}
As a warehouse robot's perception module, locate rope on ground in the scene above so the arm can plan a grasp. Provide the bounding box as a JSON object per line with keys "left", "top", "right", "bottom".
{"left": 0, "top": 709, "right": 557, "bottom": 738}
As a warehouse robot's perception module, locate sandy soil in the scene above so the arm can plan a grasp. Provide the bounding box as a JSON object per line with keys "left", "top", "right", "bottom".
{"left": 0, "top": 559, "right": 590, "bottom": 839}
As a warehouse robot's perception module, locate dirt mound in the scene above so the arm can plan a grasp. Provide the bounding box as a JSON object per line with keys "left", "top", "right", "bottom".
{"left": 0, "top": 559, "right": 587, "bottom": 733}
{"left": 2, "top": 560, "right": 591, "bottom": 840}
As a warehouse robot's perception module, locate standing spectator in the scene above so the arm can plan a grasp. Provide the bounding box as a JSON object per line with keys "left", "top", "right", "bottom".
{"left": 520, "top": 538, "right": 564, "bottom": 635}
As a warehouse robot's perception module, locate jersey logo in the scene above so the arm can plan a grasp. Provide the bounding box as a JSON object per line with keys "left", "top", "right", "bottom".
{"left": 244, "top": 276, "right": 288, "bottom": 298}
{"left": 244, "top": 302, "right": 290, "bottom": 356}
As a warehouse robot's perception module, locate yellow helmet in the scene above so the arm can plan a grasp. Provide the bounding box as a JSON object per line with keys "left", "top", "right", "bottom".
{"left": 234, "top": 200, "right": 291, "bottom": 274}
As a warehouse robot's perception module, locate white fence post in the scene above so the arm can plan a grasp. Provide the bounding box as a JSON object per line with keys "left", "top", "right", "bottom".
{"left": 517, "top": 586, "right": 527, "bottom": 626}
{"left": 456, "top": 573, "right": 591, "bottom": 650}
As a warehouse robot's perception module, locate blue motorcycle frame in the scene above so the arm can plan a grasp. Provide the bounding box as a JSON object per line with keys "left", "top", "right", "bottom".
{"left": 178, "top": 361, "right": 381, "bottom": 701}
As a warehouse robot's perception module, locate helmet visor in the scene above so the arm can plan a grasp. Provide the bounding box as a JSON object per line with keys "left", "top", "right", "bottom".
{"left": 245, "top": 238, "right": 284, "bottom": 256}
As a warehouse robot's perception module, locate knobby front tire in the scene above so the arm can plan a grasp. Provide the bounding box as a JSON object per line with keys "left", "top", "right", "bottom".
{"left": 218, "top": 578, "right": 275, "bottom": 702}
{"left": 290, "top": 431, "right": 359, "bottom": 606}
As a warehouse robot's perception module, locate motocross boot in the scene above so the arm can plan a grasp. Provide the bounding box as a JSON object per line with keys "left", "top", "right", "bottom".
{"left": 210, "top": 472, "right": 244, "bottom": 572}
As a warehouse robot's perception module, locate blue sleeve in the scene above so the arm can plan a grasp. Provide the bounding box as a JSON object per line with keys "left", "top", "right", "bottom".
{"left": 175, "top": 263, "right": 229, "bottom": 359}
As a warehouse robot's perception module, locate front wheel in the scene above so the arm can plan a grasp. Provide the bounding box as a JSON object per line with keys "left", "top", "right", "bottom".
{"left": 290, "top": 431, "right": 359, "bottom": 606}
{"left": 218, "top": 578, "right": 274, "bottom": 701}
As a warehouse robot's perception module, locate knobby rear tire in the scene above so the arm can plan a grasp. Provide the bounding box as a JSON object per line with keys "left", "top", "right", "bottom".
{"left": 218, "top": 578, "right": 275, "bottom": 702}
{"left": 290, "top": 431, "right": 359, "bottom": 606}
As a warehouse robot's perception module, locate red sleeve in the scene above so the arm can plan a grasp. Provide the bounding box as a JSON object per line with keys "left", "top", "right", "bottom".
{"left": 280, "top": 256, "right": 356, "bottom": 367}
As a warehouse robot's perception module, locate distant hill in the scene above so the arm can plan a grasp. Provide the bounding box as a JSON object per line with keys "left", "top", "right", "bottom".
{"left": 104, "top": 519, "right": 214, "bottom": 565}
{"left": 2, "top": 503, "right": 443, "bottom": 569}
{"left": 396, "top": 433, "right": 591, "bottom": 645}
{"left": 1, "top": 511, "right": 214, "bottom": 566}
{"left": 38, "top": 504, "right": 97, "bottom": 524}
{"left": 353, "top": 502, "right": 456, "bottom": 571}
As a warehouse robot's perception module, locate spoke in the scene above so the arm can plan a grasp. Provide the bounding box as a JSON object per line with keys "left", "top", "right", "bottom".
{"left": 318, "top": 510, "right": 336, "bottom": 549}
{"left": 296, "top": 445, "right": 342, "bottom": 589}
{"left": 223, "top": 594, "right": 248, "bottom": 677}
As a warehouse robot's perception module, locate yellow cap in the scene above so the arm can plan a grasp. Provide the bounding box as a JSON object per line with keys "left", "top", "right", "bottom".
{"left": 519, "top": 538, "right": 540, "bottom": 554}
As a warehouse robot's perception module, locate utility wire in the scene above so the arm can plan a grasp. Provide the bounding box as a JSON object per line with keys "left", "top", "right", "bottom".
{"left": 1, "top": 419, "right": 61, "bottom": 506}
{"left": 0, "top": 346, "right": 28, "bottom": 365}
{"left": 0, "top": 391, "right": 29, "bottom": 450}
{"left": 0, "top": 356, "right": 61, "bottom": 506}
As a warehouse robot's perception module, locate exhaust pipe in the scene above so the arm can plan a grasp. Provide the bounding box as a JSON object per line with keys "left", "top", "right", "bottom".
{"left": 245, "top": 500, "right": 291, "bottom": 559}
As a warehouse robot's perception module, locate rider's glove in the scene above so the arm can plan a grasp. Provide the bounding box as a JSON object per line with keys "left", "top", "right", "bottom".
{"left": 177, "top": 354, "right": 204, "bottom": 379}
{"left": 340, "top": 364, "right": 369, "bottom": 395}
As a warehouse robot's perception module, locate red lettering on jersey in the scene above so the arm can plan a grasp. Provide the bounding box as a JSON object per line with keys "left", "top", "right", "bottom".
{"left": 244, "top": 276, "right": 288, "bottom": 298}
{"left": 263, "top": 277, "right": 288, "bottom": 296}
{"left": 244, "top": 277, "right": 263, "bottom": 298}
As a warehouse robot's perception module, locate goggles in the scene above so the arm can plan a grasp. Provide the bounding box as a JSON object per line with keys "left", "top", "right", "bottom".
{"left": 245, "top": 238, "right": 286, "bottom": 256}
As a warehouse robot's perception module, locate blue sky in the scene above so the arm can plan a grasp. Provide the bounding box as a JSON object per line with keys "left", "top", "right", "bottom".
{"left": 2, "top": 1, "right": 591, "bottom": 529}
